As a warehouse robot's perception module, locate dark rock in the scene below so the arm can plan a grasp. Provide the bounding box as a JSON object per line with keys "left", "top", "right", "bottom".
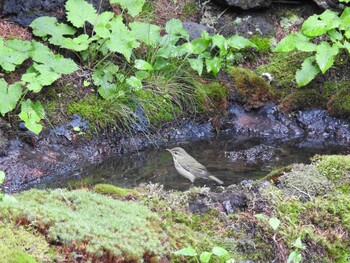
{"left": 214, "top": 0, "right": 273, "bottom": 9}
{"left": 165, "top": 120, "right": 214, "bottom": 142}
{"left": 222, "top": 193, "right": 247, "bottom": 214}
{"left": 2, "top": 0, "right": 111, "bottom": 27}
{"left": 189, "top": 194, "right": 210, "bottom": 213}
{"left": 182, "top": 22, "right": 215, "bottom": 40}
{"left": 225, "top": 144, "right": 275, "bottom": 164}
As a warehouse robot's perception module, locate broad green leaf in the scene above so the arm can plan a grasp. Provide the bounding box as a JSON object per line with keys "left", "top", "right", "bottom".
{"left": 0, "top": 45, "right": 30, "bottom": 72}
{"left": 212, "top": 34, "right": 227, "bottom": 51}
{"left": 191, "top": 38, "right": 211, "bottom": 54}
{"left": 66, "top": 0, "right": 97, "bottom": 28}
{"left": 153, "top": 58, "right": 168, "bottom": 70}
{"left": 60, "top": 34, "right": 91, "bottom": 51}
{"left": 0, "top": 79, "right": 22, "bottom": 115}
{"left": 275, "top": 33, "right": 311, "bottom": 52}
{"left": 6, "top": 39, "right": 33, "bottom": 53}
{"left": 134, "top": 60, "right": 153, "bottom": 71}
{"left": 301, "top": 14, "right": 328, "bottom": 37}
{"left": 130, "top": 22, "right": 161, "bottom": 46}
{"left": 94, "top": 12, "right": 114, "bottom": 38}
{"left": 199, "top": 252, "right": 212, "bottom": 263}
{"left": 315, "top": 42, "right": 339, "bottom": 73}
{"left": 135, "top": 71, "right": 150, "bottom": 80}
{"left": 205, "top": 57, "right": 222, "bottom": 75}
{"left": 344, "top": 41, "right": 350, "bottom": 53}
{"left": 226, "top": 34, "right": 256, "bottom": 49}
{"left": 287, "top": 250, "right": 302, "bottom": 263}
{"left": 339, "top": 7, "right": 350, "bottom": 26}
{"left": 165, "top": 18, "right": 189, "bottom": 42}
{"left": 109, "top": 0, "right": 145, "bottom": 17}
{"left": 212, "top": 246, "right": 229, "bottom": 258}
{"left": 0, "top": 171, "right": 5, "bottom": 184}
{"left": 19, "top": 99, "right": 45, "bottom": 134}
{"left": 98, "top": 84, "right": 118, "bottom": 99}
{"left": 268, "top": 217, "right": 281, "bottom": 231}
{"left": 293, "top": 237, "right": 306, "bottom": 250}
{"left": 93, "top": 64, "right": 119, "bottom": 99}
{"left": 30, "top": 16, "right": 76, "bottom": 38}
{"left": 188, "top": 58, "right": 203, "bottom": 75}
{"left": 328, "top": 29, "right": 343, "bottom": 42}
{"left": 107, "top": 15, "right": 139, "bottom": 62}
{"left": 126, "top": 76, "right": 142, "bottom": 90}
{"left": 295, "top": 56, "right": 320, "bottom": 87}
{"left": 174, "top": 246, "right": 197, "bottom": 256}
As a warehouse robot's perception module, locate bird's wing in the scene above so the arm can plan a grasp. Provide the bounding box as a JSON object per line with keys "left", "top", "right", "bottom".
{"left": 181, "top": 161, "right": 209, "bottom": 177}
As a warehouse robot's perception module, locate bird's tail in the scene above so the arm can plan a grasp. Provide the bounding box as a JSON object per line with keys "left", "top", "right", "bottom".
{"left": 209, "top": 175, "right": 223, "bottom": 185}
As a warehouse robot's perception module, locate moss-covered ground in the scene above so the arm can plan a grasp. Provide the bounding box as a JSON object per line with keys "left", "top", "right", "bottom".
{"left": 0, "top": 154, "right": 349, "bottom": 262}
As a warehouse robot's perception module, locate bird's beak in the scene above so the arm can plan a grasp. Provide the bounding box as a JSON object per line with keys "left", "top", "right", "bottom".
{"left": 166, "top": 148, "right": 171, "bottom": 152}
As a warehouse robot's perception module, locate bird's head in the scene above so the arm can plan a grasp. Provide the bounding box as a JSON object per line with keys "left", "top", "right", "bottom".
{"left": 166, "top": 147, "right": 187, "bottom": 157}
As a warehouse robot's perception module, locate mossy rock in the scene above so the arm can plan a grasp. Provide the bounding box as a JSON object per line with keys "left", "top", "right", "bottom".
{"left": 314, "top": 155, "right": 350, "bottom": 181}
{"left": 277, "top": 163, "right": 334, "bottom": 200}
{"left": 327, "top": 88, "right": 350, "bottom": 120}
{"left": 93, "top": 183, "right": 135, "bottom": 198}
{"left": 0, "top": 189, "right": 208, "bottom": 261}
{"left": 229, "top": 67, "right": 279, "bottom": 110}
{"left": 0, "top": 223, "right": 56, "bottom": 262}
{"left": 278, "top": 88, "right": 329, "bottom": 112}
{"left": 249, "top": 35, "right": 271, "bottom": 53}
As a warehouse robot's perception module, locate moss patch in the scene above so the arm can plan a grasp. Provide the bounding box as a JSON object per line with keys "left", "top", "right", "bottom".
{"left": 0, "top": 222, "right": 56, "bottom": 262}
{"left": 0, "top": 189, "right": 208, "bottom": 261}
{"left": 327, "top": 88, "right": 350, "bottom": 120}
{"left": 93, "top": 183, "right": 135, "bottom": 198}
{"left": 229, "top": 67, "right": 279, "bottom": 110}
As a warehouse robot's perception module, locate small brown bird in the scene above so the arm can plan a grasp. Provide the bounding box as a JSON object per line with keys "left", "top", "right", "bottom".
{"left": 166, "top": 147, "right": 223, "bottom": 184}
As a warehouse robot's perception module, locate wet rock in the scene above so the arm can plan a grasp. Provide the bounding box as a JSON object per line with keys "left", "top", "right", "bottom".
{"left": 294, "top": 109, "right": 350, "bottom": 142}
{"left": 165, "top": 120, "right": 214, "bottom": 142}
{"left": 182, "top": 22, "right": 215, "bottom": 40}
{"left": 214, "top": 0, "right": 273, "bottom": 9}
{"left": 2, "top": 0, "right": 111, "bottom": 27}
{"left": 227, "top": 103, "right": 304, "bottom": 139}
{"left": 50, "top": 114, "right": 90, "bottom": 142}
{"left": 0, "top": 127, "right": 10, "bottom": 157}
{"left": 225, "top": 144, "right": 275, "bottom": 164}
{"left": 222, "top": 193, "right": 247, "bottom": 214}
{"left": 189, "top": 194, "right": 210, "bottom": 213}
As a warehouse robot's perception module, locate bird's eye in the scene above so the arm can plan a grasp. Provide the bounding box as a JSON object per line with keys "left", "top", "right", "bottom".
{"left": 174, "top": 152, "right": 178, "bottom": 155}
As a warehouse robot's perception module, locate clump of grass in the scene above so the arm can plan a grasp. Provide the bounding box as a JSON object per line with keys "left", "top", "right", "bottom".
{"left": 93, "top": 184, "right": 135, "bottom": 198}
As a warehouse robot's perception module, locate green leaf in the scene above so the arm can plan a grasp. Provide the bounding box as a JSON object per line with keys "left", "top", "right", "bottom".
{"left": 268, "top": 217, "right": 281, "bottom": 231}
{"left": 6, "top": 39, "right": 33, "bottom": 53}
{"left": 0, "top": 44, "right": 30, "bottom": 72}
{"left": 275, "top": 32, "right": 311, "bottom": 52}
{"left": 205, "top": 57, "right": 222, "bottom": 75}
{"left": 130, "top": 22, "right": 161, "bottom": 46}
{"left": 174, "top": 246, "right": 197, "bottom": 256}
{"left": 301, "top": 14, "right": 328, "bottom": 37}
{"left": 212, "top": 34, "right": 227, "bottom": 51}
{"left": 287, "top": 250, "right": 303, "bottom": 263}
{"left": 188, "top": 58, "right": 203, "bottom": 75}
{"left": 107, "top": 15, "right": 139, "bottom": 62}
{"left": 94, "top": 12, "right": 114, "bottom": 38}
{"left": 339, "top": 7, "right": 350, "bottom": 26}
{"left": 135, "top": 71, "right": 150, "bottom": 80}
{"left": 30, "top": 16, "right": 76, "bottom": 38}
{"left": 109, "top": 0, "right": 145, "bottom": 17}
{"left": 212, "top": 246, "right": 229, "bottom": 258}
{"left": 19, "top": 99, "right": 45, "bottom": 134}
{"left": 190, "top": 38, "right": 211, "bottom": 54}
{"left": 126, "top": 76, "right": 142, "bottom": 90}
{"left": 0, "top": 171, "right": 5, "bottom": 184}
{"left": 93, "top": 64, "right": 119, "bottom": 99}
{"left": 293, "top": 237, "right": 306, "bottom": 250}
{"left": 134, "top": 59, "right": 153, "bottom": 71}
{"left": 199, "top": 252, "right": 212, "bottom": 263}
{"left": 295, "top": 56, "right": 320, "bottom": 87}
{"left": 153, "top": 58, "right": 169, "bottom": 70}
{"left": 226, "top": 34, "right": 256, "bottom": 49}
{"left": 165, "top": 18, "right": 189, "bottom": 42}
{"left": 315, "top": 42, "right": 339, "bottom": 73}
{"left": 60, "top": 34, "right": 91, "bottom": 51}
{"left": 0, "top": 79, "right": 22, "bottom": 115}
{"left": 66, "top": 0, "right": 97, "bottom": 28}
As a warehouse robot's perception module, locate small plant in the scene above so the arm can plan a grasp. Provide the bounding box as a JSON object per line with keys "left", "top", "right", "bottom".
{"left": 174, "top": 246, "right": 232, "bottom": 263}
{"left": 275, "top": 1, "right": 350, "bottom": 87}
{"left": 255, "top": 214, "right": 305, "bottom": 263}
{"left": 0, "top": 38, "right": 78, "bottom": 134}
{"left": 0, "top": 170, "right": 5, "bottom": 201}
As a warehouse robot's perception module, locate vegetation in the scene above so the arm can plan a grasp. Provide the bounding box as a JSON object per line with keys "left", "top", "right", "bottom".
{"left": 275, "top": 2, "right": 350, "bottom": 87}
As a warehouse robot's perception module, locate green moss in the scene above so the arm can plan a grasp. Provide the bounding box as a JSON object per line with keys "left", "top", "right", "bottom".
{"left": 262, "top": 165, "right": 293, "bottom": 182}
{"left": 0, "top": 222, "right": 56, "bottom": 262}
{"left": 249, "top": 35, "right": 271, "bottom": 52}
{"left": 278, "top": 163, "right": 334, "bottom": 200}
{"left": 230, "top": 67, "right": 279, "bottom": 110}
{"left": 279, "top": 88, "right": 330, "bottom": 112}
{"left": 256, "top": 52, "right": 307, "bottom": 91}
{"left": 182, "top": 2, "right": 198, "bottom": 17}
{"left": 0, "top": 189, "right": 207, "bottom": 261}
{"left": 328, "top": 88, "right": 350, "bottom": 120}
{"left": 314, "top": 155, "right": 350, "bottom": 181}
{"left": 93, "top": 184, "right": 135, "bottom": 198}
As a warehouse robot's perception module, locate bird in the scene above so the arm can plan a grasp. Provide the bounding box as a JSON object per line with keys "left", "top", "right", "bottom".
{"left": 166, "top": 147, "right": 223, "bottom": 185}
